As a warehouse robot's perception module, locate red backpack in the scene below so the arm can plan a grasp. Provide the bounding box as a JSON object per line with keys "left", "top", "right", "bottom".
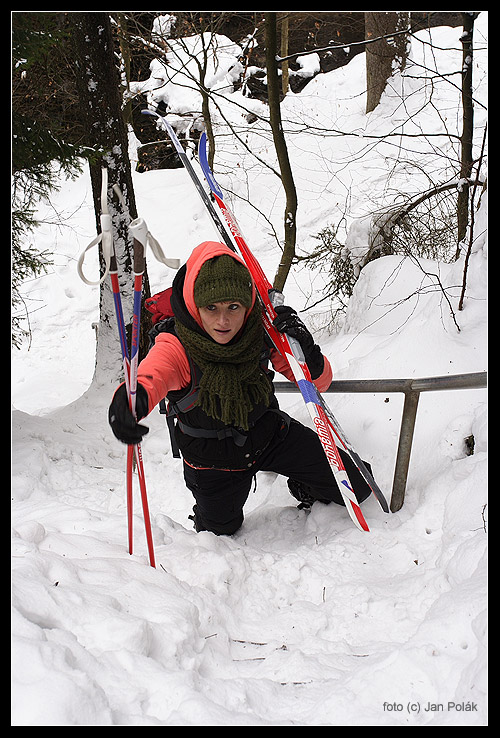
{"left": 145, "top": 287, "right": 174, "bottom": 324}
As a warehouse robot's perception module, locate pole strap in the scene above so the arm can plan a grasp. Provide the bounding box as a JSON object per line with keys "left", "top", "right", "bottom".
{"left": 77, "top": 171, "right": 180, "bottom": 285}
{"left": 77, "top": 168, "right": 113, "bottom": 285}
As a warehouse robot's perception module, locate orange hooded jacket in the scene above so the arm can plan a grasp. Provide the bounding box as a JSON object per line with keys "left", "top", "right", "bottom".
{"left": 137, "top": 241, "right": 332, "bottom": 414}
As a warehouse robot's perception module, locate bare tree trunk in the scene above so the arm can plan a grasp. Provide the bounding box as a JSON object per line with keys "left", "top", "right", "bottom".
{"left": 115, "top": 13, "right": 133, "bottom": 127}
{"left": 264, "top": 12, "right": 298, "bottom": 292}
{"left": 200, "top": 70, "right": 216, "bottom": 171}
{"left": 71, "top": 12, "right": 150, "bottom": 385}
{"left": 457, "top": 11, "right": 480, "bottom": 250}
{"left": 280, "top": 14, "right": 289, "bottom": 96}
{"left": 365, "top": 12, "right": 410, "bottom": 113}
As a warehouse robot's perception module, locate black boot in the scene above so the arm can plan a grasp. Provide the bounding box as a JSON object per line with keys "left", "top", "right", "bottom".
{"left": 188, "top": 505, "right": 206, "bottom": 532}
{"left": 287, "top": 479, "right": 332, "bottom": 510}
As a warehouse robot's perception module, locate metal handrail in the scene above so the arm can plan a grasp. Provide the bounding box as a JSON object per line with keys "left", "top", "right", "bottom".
{"left": 274, "top": 371, "right": 487, "bottom": 512}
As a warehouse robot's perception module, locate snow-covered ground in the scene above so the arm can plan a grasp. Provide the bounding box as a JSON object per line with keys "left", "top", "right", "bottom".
{"left": 12, "top": 16, "right": 487, "bottom": 726}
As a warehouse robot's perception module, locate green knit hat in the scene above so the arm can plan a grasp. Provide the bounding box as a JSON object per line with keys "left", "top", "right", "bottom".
{"left": 194, "top": 254, "right": 253, "bottom": 308}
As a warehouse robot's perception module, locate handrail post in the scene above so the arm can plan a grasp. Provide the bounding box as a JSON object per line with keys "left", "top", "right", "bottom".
{"left": 390, "top": 389, "right": 420, "bottom": 512}
{"left": 273, "top": 371, "right": 486, "bottom": 513}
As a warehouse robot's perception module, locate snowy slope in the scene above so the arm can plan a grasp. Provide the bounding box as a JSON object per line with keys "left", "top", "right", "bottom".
{"left": 12, "top": 17, "right": 487, "bottom": 726}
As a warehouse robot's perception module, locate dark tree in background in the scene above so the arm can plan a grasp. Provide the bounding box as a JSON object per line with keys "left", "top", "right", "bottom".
{"left": 457, "top": 11, "right": 481, "bottom": 247}
{"left": 365, "top": 11, "right": 410, "bottom": 114}
{"left": 12, "top": 13, "right": 84, "bottom": 348}
{"left": 70, "top": 12, "right": 150, "bottom": 383}
{"left": 264, "top": 13, "right": 298, "bottom": 293}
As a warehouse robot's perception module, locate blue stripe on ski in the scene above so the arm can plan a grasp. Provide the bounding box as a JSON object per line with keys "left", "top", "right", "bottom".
{"left": 297, "top": 378, "right": 319, "bottom": 405}
{"left": 199, "top": 133, "right": 224, "bottom": 199}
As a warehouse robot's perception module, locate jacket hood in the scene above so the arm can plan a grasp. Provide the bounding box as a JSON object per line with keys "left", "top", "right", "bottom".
{"left": 183, "top": 241, "right": 256, "bottom": 329}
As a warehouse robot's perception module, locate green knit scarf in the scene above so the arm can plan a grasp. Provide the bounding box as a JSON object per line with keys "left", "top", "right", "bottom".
{"left": 175, "top": 303, "right": 271, "bottom": 431}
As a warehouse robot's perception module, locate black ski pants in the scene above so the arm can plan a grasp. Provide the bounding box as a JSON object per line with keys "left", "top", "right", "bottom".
{"left": 183, "top": 417, "right": 372, "bottom": 535}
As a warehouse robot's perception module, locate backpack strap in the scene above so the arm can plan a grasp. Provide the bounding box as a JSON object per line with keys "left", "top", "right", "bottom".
{"left": 165, "top": 357, "right": 202, "bottom": 459}
{"left": 176, "top": 420, "right": 248, "bottom": 447}
{"left": 148, "top": 315, "right": 176, "bottom": 346}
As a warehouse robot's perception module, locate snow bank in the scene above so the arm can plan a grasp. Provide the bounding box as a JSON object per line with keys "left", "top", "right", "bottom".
{"left": 11, "top": 190, "right": 487, "bottom": 725}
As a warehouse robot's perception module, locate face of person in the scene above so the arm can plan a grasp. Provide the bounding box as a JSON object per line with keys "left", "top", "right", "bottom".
{"left": 199, "top": 301, "right": 247, "bottom": 344}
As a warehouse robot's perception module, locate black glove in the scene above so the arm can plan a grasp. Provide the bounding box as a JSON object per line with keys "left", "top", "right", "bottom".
{"left": 108, "top": 383, "right": 150, "bottom": 445}
{"left": 273, "top": 305, "right": 325, "bottom": 380}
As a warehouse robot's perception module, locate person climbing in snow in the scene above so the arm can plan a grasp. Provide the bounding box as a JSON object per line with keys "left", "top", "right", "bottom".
{"left": 109, "top": 240, "right": 372, "bottom": 535}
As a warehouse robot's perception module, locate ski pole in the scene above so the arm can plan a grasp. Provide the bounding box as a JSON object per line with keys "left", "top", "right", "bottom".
{"left": 108, "top": 247, "right": 135, "bottom": 557}
{"left": 128, "top": 217, "right": 156, "bottom": 568}
{"left": 106, "top": 180, "right": 156, "bottom": 567}
{"left": 78, "top": 167, "right": 158, "bottom": 566}
{"left": 108, "top": 196, "right": 178, "bottom": 566}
